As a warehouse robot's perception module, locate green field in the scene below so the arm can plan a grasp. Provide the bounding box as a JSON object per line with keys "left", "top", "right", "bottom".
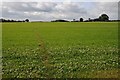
{"left": 2, "top": 22, "right": 118, "bottom": 78}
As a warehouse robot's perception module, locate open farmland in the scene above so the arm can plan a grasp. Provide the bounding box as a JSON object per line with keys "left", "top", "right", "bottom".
{"left": 2, "top": 22, "right": 118, "bottom": 78}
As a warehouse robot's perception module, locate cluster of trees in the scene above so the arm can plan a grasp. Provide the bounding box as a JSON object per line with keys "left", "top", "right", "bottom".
{"left": 51, "top": 18, "right": 84, "bottom": 22}
{"left": 71, "top": 18, "right": 84, "bottom": 22}
{"left": 52, "top": 14, "right": 111, "bottom": 22}
{"left": 51, "top": 19, "right": 69, "bottom": 22}
{"left": 0, "top": 19, "right": 29, "bottom": 22}
{"left": 1, "top": 14, "right": 119, "bottom": 22}
{"left": 72, "top": 14, "right": 110, "bottom": 22}
{"left": 85, "top": 14, "right": 109, "bottom": 22}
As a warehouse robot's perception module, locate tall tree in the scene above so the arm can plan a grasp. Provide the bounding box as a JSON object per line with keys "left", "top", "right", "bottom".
{"left": 25, "top": 19, "right": 29, "bottom": 22}
{"left": 99, "top": 14, "right": 109, "bottom": 21}
{"left": 80, "top": 18, "right": 83, "bottom": 22}
{"left": 73, "top": 19, "right": 76, "bottom": 22}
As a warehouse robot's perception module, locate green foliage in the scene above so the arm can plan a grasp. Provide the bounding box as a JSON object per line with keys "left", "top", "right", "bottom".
{"left": 99, "top": 14, "right": 109, "bottom": 21}
{"left": 80, "top": 18, "right": 83, "bottom": 22}
{"left": 2, "top": 22, "right": 118, "bottom": 78}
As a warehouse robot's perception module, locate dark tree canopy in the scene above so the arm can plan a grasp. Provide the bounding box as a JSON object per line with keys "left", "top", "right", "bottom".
{"left": 0, "top": 18, "right": 25, "bottom": 22}
{"left": 99, "top": 14, "right": 109, "bottom": 21}
{"left": 25, "top": 19, "right": 29, "bottom": 22}
{"left": 80, "top": 18, "right": 83, "bottom": 22}
{"left": 73, "top": 19, "right": 76, "bottom": 21}
{"left": 51, "top": 19, "right": 69, "bottom": 22}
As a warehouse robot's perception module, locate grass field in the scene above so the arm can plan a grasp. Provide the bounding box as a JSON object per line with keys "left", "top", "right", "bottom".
{"left": 2, "top": 22, "right": 118, "bottom": 78}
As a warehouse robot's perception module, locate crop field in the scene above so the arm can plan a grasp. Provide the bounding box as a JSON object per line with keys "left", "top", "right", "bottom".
{"left": 2, "top": 22, "right": 119, "bottom": 78}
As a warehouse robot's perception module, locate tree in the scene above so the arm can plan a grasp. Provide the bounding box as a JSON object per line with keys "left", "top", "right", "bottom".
{"left": 52, "top": 19, "right": 69, "bottom": 22}
{"left": 88, "top": 18, "right": 91, "bottom": 21}
{"left": 80, "top": 18, "right": 83, "bottom": 22}
{"left": 25, "top": 19, "right": 29, "bottom": 22}
{"left": 73, "top": 19, "right": 76, "bottom": 22}
{"left": 99, "top": 14, "right": 109, "bottom": 21}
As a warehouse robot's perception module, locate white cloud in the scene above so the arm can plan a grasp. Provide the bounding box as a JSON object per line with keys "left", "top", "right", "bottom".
{"left": 88, "top": 2, "right": 118, "bottom": 19}
{"left": 2, "top": 0, "right": 120, "bottom": 2}
{"left": 1, "top": 2, "right": 119, "bottom": 21}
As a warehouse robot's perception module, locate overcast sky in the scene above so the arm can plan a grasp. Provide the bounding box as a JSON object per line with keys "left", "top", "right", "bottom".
{"left": 0, "top": 0, "right": 119, "bottom": 21}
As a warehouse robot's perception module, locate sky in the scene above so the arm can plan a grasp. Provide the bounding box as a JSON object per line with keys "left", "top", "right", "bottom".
{"left": 0, "top": 0, "right": 119, "bottom": 21}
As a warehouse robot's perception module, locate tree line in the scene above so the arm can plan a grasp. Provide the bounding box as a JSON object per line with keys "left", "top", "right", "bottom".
{"left": 0, "top": 14, "right": 120, "bottom": 22}
{"left": 52, "top": 14, "right": 120, "bottom": 22}
{"left": 0, "top": 19, "right": 29, "bottom": 22}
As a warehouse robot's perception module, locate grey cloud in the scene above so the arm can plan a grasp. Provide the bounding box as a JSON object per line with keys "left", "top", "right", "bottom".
{"left": 87, "top": 2, "right": 118, "bottom": 19}
{"left": 55, "top": 2, "right": 87, "bottom": 13}
{"left": 1, "top": 2, "right": 119, "bottom": 21}
{"left": 118, "top": 2, "right": 120, "bottom": 20}
{"left": 2, "top": 2, "right": 57, "bottom": 12}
